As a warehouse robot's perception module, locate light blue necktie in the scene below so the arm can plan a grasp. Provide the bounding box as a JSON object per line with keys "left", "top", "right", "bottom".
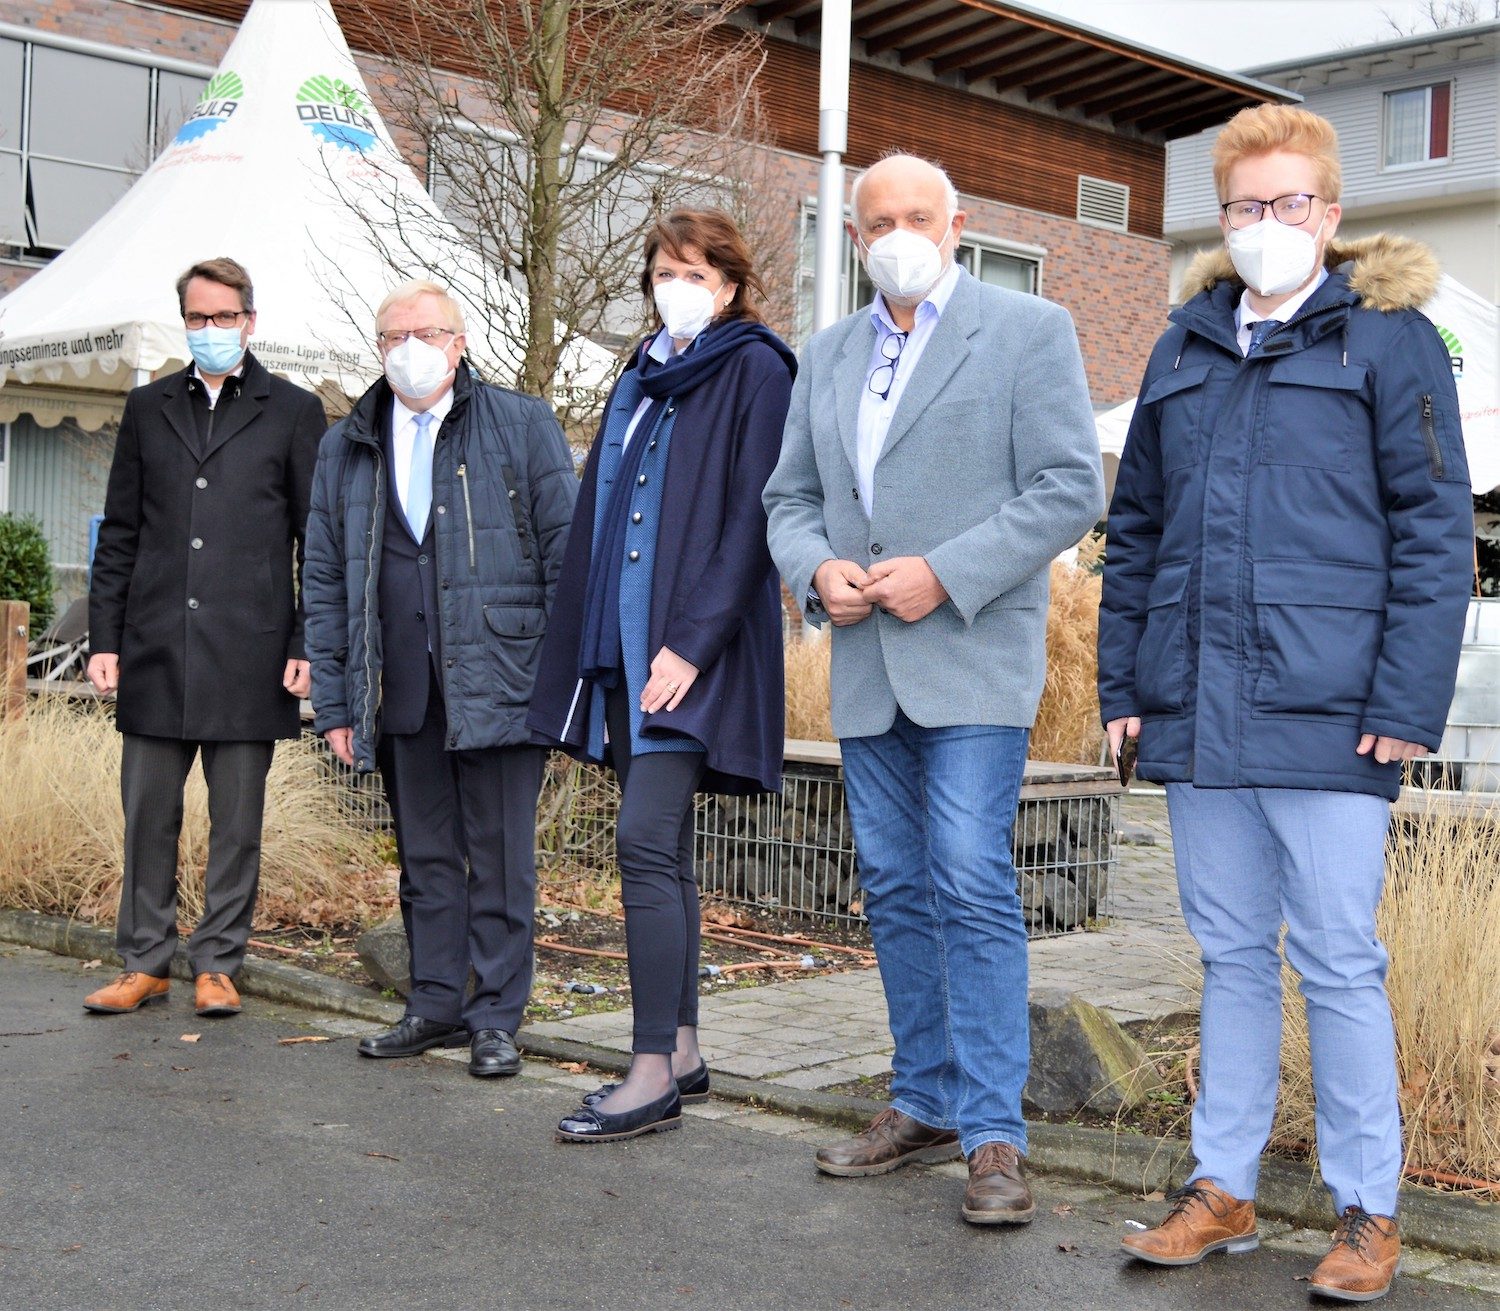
{"left": 406, "top": 411, "right": 434, "bottom": 539}
{"left": 1246, "top": 318, "right": 1282, "bottom": 357}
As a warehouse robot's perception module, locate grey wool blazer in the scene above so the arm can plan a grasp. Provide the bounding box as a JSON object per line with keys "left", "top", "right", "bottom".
{"left": 764, "top": 269, "right": 1104, "bottom": 740}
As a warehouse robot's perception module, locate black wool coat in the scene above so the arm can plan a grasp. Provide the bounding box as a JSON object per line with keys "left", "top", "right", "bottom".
{"left": 90, "top": 353, "right": 326, "bottom": 741}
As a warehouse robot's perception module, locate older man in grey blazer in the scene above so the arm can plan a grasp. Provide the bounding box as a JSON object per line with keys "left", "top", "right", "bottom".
{"left": 765, "top": 153, "right": 1102, "bottom": 1225}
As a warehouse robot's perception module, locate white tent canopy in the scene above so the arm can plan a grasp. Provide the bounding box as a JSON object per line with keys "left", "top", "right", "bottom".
{"left": 1094, "top": 274, "right": 1500, "bottom": 494}
{"left": 0, "top": 0, "right": 613, "bottom": 424}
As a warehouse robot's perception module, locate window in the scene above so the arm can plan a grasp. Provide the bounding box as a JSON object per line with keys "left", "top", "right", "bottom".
{"left": 0, "top": 34, "right": 208, "bottom": 256}
{"left": 797, "top": 205, "right": 1042, "bottom": 342}
{"left": 1383, "top": 82, "right": 1452, "bottom": 169}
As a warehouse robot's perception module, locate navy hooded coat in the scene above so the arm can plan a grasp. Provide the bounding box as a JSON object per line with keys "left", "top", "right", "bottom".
{"left": 528, "top": 328, "right": 795, "bottom": 795}
{"left": 1098, "top": 234, "right": 1474, "bottom": 800}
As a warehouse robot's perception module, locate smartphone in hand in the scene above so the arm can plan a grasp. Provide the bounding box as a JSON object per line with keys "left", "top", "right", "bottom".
{"left": 1115, "top": 733, "right": 1139, "bottom": 788}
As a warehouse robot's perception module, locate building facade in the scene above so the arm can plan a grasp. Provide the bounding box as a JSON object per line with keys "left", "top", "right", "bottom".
{"left": 1, "top": 0, "right": 1284, "bottom": 588}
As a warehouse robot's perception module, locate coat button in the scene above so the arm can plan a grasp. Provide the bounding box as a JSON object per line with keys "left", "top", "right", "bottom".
{"left": 187, "top": 598, "right": 200, "bottom": 609}
{"left": 508, "top": 489, "right": 518, "bottom": 500}
{"left": 446, "top": 658, "right": 455, "bottom": 668}
{"left": 628, "top": 550, "right": 640, "bottom": 562}
{"left": 637, "top": 474, "right": 647, "bottom": 486}
{"left": 191, "top": 538, "right": 203, "bottom": 549}
{"left": 418, "top": 554, "right": 429, "bottom": 565}
{"left": 871, "top": 543, "right": 883, "bottom": 555}
{"left": 356, "top": 758, "right": 368, "bottom": 770}
{"left": 436, "top": 504, "right": 446, "bottom": 515}
{"left": 632, "top": 512, "right": 643, "bottom": 524}
{"left": 195, "top": 476, "right": 208, "bottom": 489}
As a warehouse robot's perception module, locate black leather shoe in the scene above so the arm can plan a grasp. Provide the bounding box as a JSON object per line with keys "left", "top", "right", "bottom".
{"left": 583, "top": 1062, "right": 710, "bottom": 1108}
{"left": 469, "top": 1028, "right": 521, "bottom": 1078}
{"left": 357, "top": 1015, "right": 467, "bottom": 1059}
{"left": 556, "top": 1087, "right": 683, "bottom": 1143}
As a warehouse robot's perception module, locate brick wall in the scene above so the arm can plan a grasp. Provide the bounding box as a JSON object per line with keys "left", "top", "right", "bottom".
{"left": 2, "top": 0, "right": 1164, "bottom": 404}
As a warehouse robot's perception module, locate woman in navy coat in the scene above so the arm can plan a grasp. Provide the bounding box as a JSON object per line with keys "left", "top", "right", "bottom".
{"left": 529, "top": 209, "right": 796, "bottom": 1142}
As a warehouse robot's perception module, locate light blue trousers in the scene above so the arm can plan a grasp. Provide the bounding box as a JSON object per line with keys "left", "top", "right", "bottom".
{"left": 1166, "top": 783, "right": 1401, "bottom": 1217}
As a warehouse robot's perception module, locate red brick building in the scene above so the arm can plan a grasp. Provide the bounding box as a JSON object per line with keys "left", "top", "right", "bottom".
{"left": 0, "top": 0, "right": 1285, "bottom": 579}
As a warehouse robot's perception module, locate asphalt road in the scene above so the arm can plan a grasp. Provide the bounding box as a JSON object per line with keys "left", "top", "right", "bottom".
{"left": 1, "top": 945, "right": 1493, "bottom": 1311}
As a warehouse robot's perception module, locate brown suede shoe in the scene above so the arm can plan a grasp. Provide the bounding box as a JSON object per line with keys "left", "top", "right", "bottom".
{"left": 1121, "top": 1178, "right": 1258, "bottom": 1265}
{"left": 962, "top": 1141, "right": 1035, "bottom": 1225}
{"left": 814, "top": 1108, "right": 960, "bottom": 1177}
{"left": 83, "top": 971, "right": 170, "bottom": 1014}
{"left": 1308, "top": 1207, "right": 1400, "bottom": 1303}
{"left": 194, "top": 972, "right": 242, "bottom": 1017}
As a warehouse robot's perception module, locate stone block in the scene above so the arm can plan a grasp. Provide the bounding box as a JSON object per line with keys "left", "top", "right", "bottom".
{"left": 356, "top": 915, "right": 410, "bottom": 997}
{"left": 1023, "top": 988, "right": 1165, "bottom": 1117}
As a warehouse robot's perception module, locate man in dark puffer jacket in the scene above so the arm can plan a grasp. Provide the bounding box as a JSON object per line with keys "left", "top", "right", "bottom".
{"left": 304, "top": 280, "right": 576, "bottom": 1078}
{"left": 1100, "top": 106, "right": 1472, "bottom": 1303}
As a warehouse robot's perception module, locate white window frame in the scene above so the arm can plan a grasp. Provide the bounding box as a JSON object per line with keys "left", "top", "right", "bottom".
{"left": 1381, "top": 80, "right": 1454, "bottom": 173}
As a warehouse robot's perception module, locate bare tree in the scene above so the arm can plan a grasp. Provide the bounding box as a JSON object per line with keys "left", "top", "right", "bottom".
{"left": 338, "top": 0, "right": 785, "bottom": 427}
{"left": 1382, "top": 0, "right": 1500, "bottom": 35}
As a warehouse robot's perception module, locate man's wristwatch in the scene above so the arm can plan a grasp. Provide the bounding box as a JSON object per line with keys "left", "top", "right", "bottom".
{"left": 805, "top": 590, "right": 825, "bottom": 616}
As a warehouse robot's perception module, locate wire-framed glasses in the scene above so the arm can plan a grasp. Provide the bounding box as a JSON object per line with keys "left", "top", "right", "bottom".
{"left": 183, "top": 310, "right": 249, "bottom": 330}
{"left": 1220, "top": 193, "right": 1322, "bottom": 229}
{"left": 868, "top": 330, "right": 908, "bottom": 401}
{"left": 376, "top": 327, "right": 458, "bottom": 348}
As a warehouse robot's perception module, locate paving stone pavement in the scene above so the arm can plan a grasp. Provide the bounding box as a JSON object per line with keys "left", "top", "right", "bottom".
{"left": 528, "top": 791, "right": 1202, "bottom": 1090}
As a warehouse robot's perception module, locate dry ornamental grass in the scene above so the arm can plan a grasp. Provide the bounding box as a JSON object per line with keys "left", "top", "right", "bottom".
{"left": 0, "top": 696, "right": 391, "bottom": 929}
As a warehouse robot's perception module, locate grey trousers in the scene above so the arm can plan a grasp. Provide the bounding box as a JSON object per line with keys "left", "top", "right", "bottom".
{"left": 116, "top": 734, "right": 275, "bottom": 978}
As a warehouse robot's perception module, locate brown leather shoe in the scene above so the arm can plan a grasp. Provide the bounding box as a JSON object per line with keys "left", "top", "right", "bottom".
{"left": 1308, "top": 1207, "right": 1400, "bottom": 1303}
{"left": 814, "top": 1107, "right": 960, "bottom": 1177}
{"left": 1121, "top": 1178, "right": 1258, "bottom": 1265}
{"left": 83, "top": 971, "right": 170, "bottom": 1014}
{"left": 962, "top": 1141, "right": 1036, "bottom": 1225}
{"left": 194, "top": 972, "right": 242, "bottom": 1017}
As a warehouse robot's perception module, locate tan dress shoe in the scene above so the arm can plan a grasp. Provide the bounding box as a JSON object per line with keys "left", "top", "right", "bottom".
{"left": 962, "top": 1141, "right": 1035, "bottom": 1225}
{"left": 814, "top": 1107, "right": 960, "bottom": 1177}
{"left": 1309, "top": 1207, "right": 1400, "bottom": 1303}
{"left": 83, "top": 971, "right": 170, "bottom": 1014}
{"left": 195, "top": 972, "right": 242, "bottom": 1017}
{"left": 1121, "top": 1178, "right": 1258, "bottom": 1265}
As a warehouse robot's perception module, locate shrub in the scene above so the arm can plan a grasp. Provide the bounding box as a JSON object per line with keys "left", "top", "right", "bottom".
{"left": 0, "top": 513, "right": 55, "bottom": 631}
{"left": 0, "top": 695, "right": 390, "bottom": 929}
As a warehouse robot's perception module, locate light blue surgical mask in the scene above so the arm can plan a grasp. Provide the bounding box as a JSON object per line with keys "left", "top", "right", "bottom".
{"left": 186, "top": 324, "right": 246, "bottom": 375}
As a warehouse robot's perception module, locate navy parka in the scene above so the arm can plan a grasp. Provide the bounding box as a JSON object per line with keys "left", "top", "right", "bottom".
{"left": 1098, "top": 235, "right": 1474, "bottom": 800}
{"left": 528, "top": 327, "right": 796, "bottom": 795}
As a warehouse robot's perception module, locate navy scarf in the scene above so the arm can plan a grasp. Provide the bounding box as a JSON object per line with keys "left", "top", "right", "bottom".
{"left": 578, "top": 319, "right": 794, "bottom": 686}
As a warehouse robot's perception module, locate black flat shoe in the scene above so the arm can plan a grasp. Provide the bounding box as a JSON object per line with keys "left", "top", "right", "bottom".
{"left": 583, "top": 1062, "right": 710, "bottom": 1108}
{"left": 556, "top": 1087, "right": 683, "bottom": 1143}
{"left": 469, "top": 1028, "right": 521, "bottom": 1078}
{"left": 357, "top": 1015, "right": 467, "bottom": 1059}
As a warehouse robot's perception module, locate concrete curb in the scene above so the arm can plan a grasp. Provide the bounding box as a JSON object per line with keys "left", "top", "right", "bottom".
{"left": 5, "top": 908, "right": 1494, "bottom": 1262}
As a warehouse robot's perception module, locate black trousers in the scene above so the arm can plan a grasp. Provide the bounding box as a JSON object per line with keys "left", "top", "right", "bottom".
{"left": 377, "top": 677, "right": 546, "bottom": 1033}
{"left": 606, "top": 688, "right": 706, "bottom": 1054}
{"left": 116, "top": 734, "right": 276, "bottom": 978}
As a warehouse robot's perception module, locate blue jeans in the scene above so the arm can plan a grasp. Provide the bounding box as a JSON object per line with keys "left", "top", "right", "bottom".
{"left": 841, "top": 711, "right": 1030, "bottom": 1157}
{"left": 1167, "top": 784, "right": 1400, "bottom": 1216}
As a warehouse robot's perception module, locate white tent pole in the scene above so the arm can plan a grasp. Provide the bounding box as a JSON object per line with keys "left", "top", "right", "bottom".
{"left": 813, "top": 0, "right": 850, "bottom": 334}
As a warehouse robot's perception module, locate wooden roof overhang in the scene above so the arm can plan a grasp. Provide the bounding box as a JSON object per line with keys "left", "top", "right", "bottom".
{"left": 744, "top": 0, "right": 1295, "bottom": 139}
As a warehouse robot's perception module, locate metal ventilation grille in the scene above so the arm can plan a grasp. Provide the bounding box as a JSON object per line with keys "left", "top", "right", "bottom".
{"left": 1077, "top": 175, "right": 1130, "bottom": 231}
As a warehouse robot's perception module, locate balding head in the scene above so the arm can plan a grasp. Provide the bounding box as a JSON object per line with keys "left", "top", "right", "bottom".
{"left": 850, "top": 154, "right": 959, "bottom": 230}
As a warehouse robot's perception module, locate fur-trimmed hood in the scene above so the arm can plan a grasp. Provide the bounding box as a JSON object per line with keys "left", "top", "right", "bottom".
{"left": 1181, "top": 232, "right": 1440, "bottom": 313}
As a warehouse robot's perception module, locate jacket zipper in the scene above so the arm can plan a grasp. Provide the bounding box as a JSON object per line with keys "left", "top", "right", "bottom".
{"left": 457, "top": 463, "right": 476, "bottom": 571}
{"left": 360, "top": 445, "right": 384, "bottom": 757}
{"left": 1420, "top": 394, "right": 1443, "bottom": 479}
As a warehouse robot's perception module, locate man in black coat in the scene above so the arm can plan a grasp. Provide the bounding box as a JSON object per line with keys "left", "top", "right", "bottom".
{"left": 302, "top": 280, "right": 576, "bottom": 1078}
{"left": 85, "top": 257, "right": 325, "bottom": 1020}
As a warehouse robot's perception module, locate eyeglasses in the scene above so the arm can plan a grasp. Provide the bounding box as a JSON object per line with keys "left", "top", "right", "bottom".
{"left": 183, "top": 310, "right": 249, "bottom": 330}
{"left": 376, "top": 327, "right": 457, "bottom": 348}
{"left": 868, "top": 330, "right": 908, "bottom": 401}
{"left": 1220, "top": 193, "right": 1323, "bottom": 229}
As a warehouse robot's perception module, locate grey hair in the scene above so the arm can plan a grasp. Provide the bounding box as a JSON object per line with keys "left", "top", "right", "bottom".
{"left": 375, "top": 279, "right": 466, "bottom": 334}
{"left": 849, "top": 153, "right": 960, "bottom": 226}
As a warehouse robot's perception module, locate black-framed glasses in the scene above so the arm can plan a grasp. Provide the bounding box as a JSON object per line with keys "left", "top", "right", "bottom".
{"left": 868, "top": 330, "right": 908, "bottom": 401}
{"left": 376, "top": 327, "right": 457, "bottom": 348}
{"left": 183, "top": 310, "right": 249, "bottom": 330}
{"left": 1220, "top": 193, "right": 1323, "bottom": 229}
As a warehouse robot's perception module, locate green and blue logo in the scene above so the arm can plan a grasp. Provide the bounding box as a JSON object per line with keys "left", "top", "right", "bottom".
{"left": 173, "top": 71, "right": 244, "bottom": 144}
{"left": 295, "top": 75, "right": 377, "bottom": 153}
{"left": 1435, "top": 323, "right": 1464, "bottom": 377}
